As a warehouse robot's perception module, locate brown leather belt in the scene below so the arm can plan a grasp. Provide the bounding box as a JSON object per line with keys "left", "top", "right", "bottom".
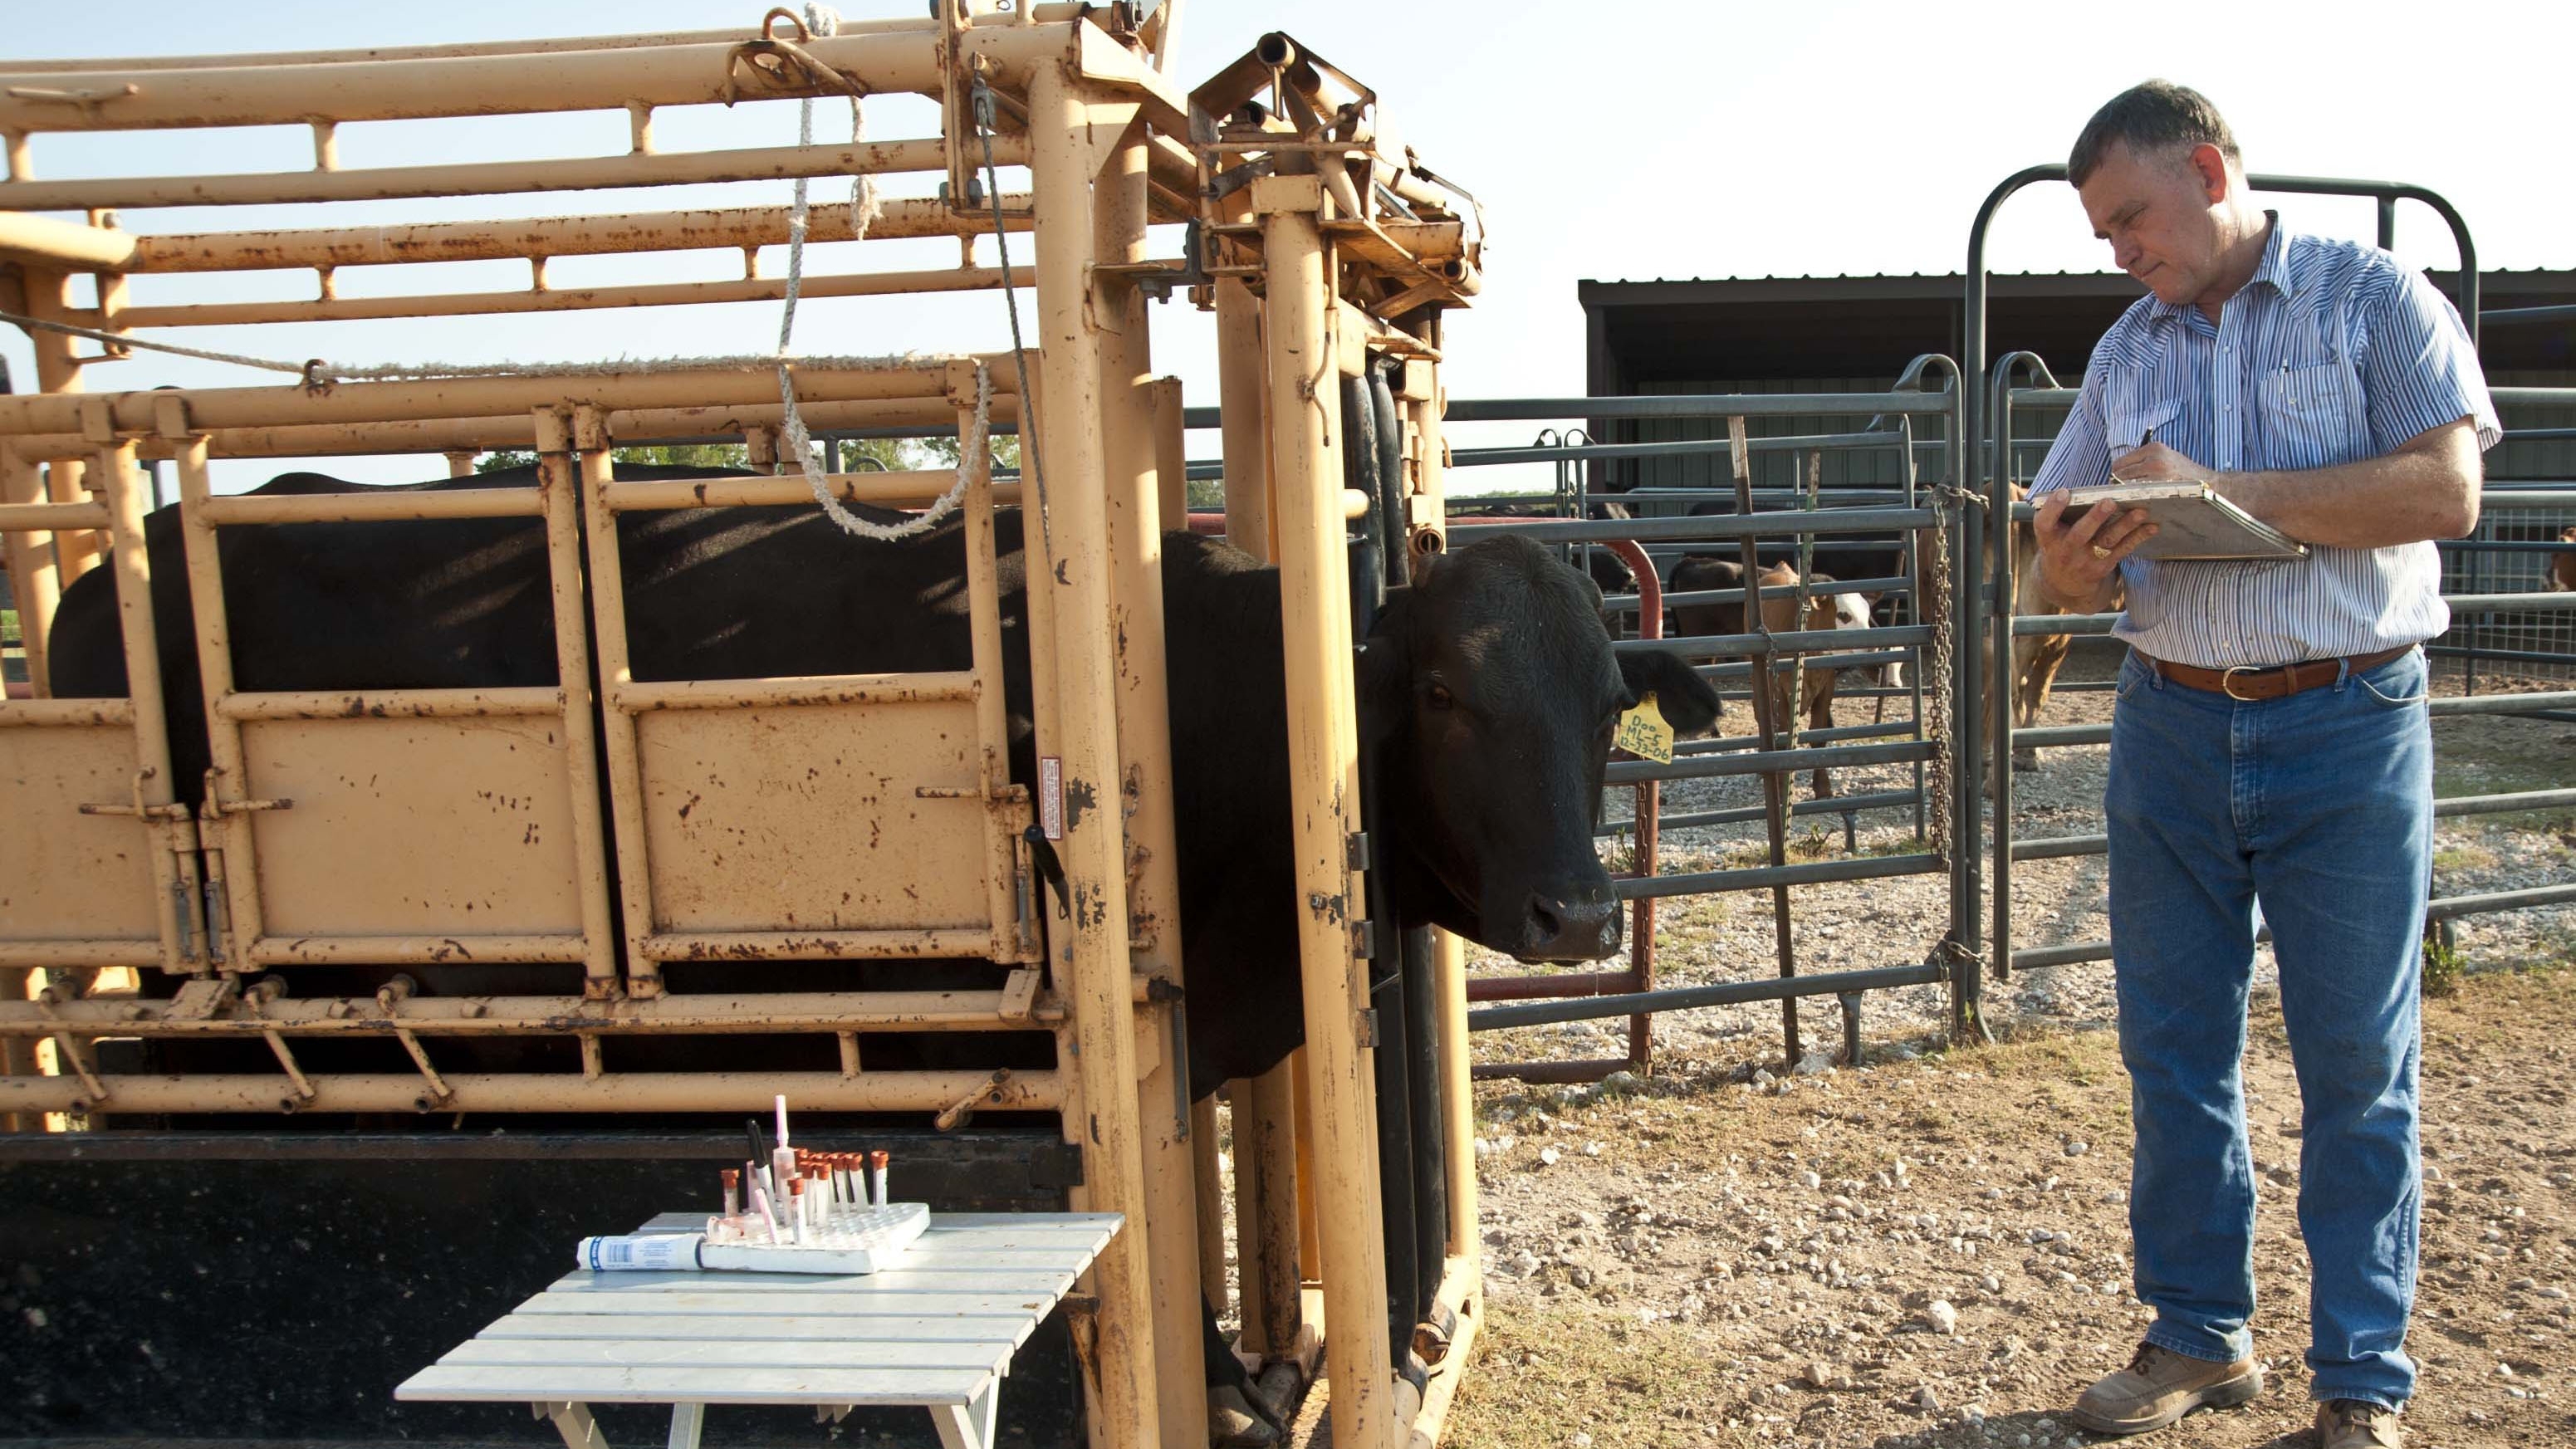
{"left": 2139, "top": 644, "right": 2413, "bottom": 702}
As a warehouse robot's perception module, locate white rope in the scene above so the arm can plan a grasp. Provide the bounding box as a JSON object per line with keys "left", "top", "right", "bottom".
{"left": 0, "top": 310, "right": 315, "bottom": 377}
{"left": 771, "top": 0, "right": 972, "bottom": 544}
{"left": 0, "top": 310, "right": 959, "bottom": 384}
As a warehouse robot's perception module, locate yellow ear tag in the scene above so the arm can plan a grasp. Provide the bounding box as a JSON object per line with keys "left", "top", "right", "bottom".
{"left": 1614, "top": 692, "right": 1676, "bottom": 764}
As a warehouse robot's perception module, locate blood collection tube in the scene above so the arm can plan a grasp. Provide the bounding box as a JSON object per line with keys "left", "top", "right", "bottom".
{"left": 869, "top": 1149, "right": 889, "bottom": 1208}
{"left": 721, "top": 1168, "right": 741, "bottom": 1218}
{"left": 770, "top": 1096, "right": 799, "bottom": 1206}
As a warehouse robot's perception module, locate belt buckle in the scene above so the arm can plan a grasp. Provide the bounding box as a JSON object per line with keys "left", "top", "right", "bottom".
{"left": 2219, "top": 664, "right": 2266, "bottom": 701}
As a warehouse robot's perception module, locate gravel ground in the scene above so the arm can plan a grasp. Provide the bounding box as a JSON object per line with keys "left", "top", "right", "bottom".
{"left": 1448, "top": 966, "right": 2576, "bottom": 1447}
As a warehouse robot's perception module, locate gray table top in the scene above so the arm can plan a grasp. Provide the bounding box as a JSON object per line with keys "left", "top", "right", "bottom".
{"left": 394, "top": 1211, "right": 1122, "bottom": 1408}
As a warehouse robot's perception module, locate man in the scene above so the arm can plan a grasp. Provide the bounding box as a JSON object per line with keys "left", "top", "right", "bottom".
{"left": 2027, "top": 81, "right": 2495, "bottom": 1449}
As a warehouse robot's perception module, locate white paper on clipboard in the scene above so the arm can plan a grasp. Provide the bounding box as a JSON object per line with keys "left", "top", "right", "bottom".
{"left": 2059, "top": 482, "right": 2309, "bottom": 561}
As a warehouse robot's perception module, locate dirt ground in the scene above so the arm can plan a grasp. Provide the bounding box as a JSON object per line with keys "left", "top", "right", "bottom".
{"left": 1445, "top": 962, "right": 2576, "bottom": 1449}
{"left": 1436, "top": 647, "right": 2576, "bottom": 1448}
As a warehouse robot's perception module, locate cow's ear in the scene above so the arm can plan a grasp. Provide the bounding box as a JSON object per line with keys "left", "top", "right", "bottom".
{"left": 1357, "top": 588, "right": 1415, "bottom": 742}
{"left": 1619, "top": 649, "right": 1723, "bottom": 737}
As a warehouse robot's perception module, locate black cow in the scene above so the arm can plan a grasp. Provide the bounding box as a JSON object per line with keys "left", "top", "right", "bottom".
{"left": 49, "top": 466, "right": 1722, "bottom": 1096}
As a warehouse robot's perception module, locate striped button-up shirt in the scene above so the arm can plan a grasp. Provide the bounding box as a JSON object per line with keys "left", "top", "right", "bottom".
{"left": 2029, "top": 214, "right": 2500, "bottom": 668}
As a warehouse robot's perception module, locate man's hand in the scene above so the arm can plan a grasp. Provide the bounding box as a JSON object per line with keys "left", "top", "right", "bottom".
{"left": 2033, "top": 492, "right": 2157, "bottom": 614}
{"left": 2109, "top": 440, "right": 2215, "bottom": 487}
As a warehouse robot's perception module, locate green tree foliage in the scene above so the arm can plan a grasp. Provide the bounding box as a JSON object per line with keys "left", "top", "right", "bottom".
{"left": 473, "top": 443, "right": 751, "bottom": 473}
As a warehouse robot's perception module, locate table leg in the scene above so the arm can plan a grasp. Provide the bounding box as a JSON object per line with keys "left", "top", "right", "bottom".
{"left": 666, "top": 1402, "right": 705, "bottom": 1449}
{"left": 533, "top": 1400, "right": 609, "bottom": 1449}
{"left": 930, "top": 1379, "right": 999, "bottom": 1449}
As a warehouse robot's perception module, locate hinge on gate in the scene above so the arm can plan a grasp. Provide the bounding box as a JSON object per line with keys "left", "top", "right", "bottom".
{"left": 166, "top": 976, "right": 240, "bottom": 1021}
{"left": 1354, "top": 1008, "right": 1381, "bottom": 1049}
{"left": 1344, "top": 830, "right": 1371, "bottom": 872}
{"left": 1348, "top": 919, "right": 1375, "bottom": 959}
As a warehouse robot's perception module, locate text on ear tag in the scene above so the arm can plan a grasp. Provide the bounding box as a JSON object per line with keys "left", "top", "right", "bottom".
{"left": 1614, "top": 693, "right": 1676, "bottom": 764}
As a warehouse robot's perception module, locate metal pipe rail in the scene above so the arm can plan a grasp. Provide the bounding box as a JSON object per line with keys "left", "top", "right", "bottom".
{"left": 1470, "top": 507, "right": 1936, "bottom": 545}
{"left": 0, "top": 1069, "right": 1069, "bottom": 1117}
{"left": 1674, "top": 717, "right": 1924, "bottom": 756}
{"left": 0, "top": 988, "right": 1074, "bottom": 1035}
{"left": 1601, "top": 789, "right": 1922, "bottom": 839}
{"left": 1454, "top": 434, "right": 1924, "bottom": 467}
{"left": 1447, "top": 393, "right": 1954, "bottom": 422}
{"left": 2010, "top": 788, "right": 2576, "bottom": 864}
{"left": 1606, "top": 738, "right": 1937, "bottom": 786}
{"left": 1619, "top": 623, "right": 1931, "bottom": 659}
{"left": 1467, "top": 962, "right": 1947, "bottom": 1033}
{"left": 1604, "top": 575, "right": 1915, "bottom": 614}
{"left": 1618, "top": 849, "right": 1942, "bottom": 900}
{"left": 2010, "top": 884, "right": 2576, "bottom": 974}
{"left": 2010, "top": 692, "right": 2576, "bottom": 755}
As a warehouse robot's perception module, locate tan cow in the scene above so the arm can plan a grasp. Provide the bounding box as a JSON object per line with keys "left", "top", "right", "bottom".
{"left": 1668, "top": 556, "right": 1870, "bottom": 800}
{"left": 2549, "top": 524, "right": 2576, "bottom": 594}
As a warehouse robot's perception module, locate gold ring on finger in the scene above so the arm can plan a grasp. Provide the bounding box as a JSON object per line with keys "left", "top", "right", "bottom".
{"left": 2090, "top": 545, "right": 2113, "bottom": 561}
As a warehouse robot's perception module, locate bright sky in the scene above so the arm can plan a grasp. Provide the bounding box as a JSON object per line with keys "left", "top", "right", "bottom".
{"left": 7, "top": 1, "right": 2571, "bottom": 495}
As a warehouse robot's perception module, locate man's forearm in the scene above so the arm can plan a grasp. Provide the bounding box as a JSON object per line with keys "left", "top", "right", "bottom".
{"left": 2210, "top": 426, "right": 2481, "bottom": 547}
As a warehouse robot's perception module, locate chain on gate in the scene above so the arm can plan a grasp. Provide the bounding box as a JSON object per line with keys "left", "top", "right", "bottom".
{"left": 1921, "top": 489, "right": 1956, "bottom": 870}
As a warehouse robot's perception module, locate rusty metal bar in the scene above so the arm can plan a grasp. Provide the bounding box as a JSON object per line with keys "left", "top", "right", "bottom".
{"left": 94, "top": 437, "right": 198, "bottom": 976}
{"left": 0, "top": 1069, "right": 1070, "bottom": 1116}
{"left": 213, "top": 688, "right": 565, "bottom": 722}
{"left": 0, "top": 453, "right": 61, "bottom": 696}
{"left": 0, "top": 361, "right": 968, "bottom": 438}
{"left": 1026, "top": 61, "right": 1163, "bottom": 1449}
{"left": 601, "top": 471, "right": 981, "bottom": 512}
{"left": 636, "top": 931, "right": 1007, "bottom": 962}
{"left": 0, "top": 499, "right": 110, "bottom": 531}
{"left": 116, "top": 266, "right": 1011, "bottom": 329}
{"left": 7, "top": 395, "right": 1018, "bottom": 466}
{"left": 0, "top": 942, "right": 162, "bottom": 968}
{"left": 0, "top": 698, "right": 135, "bottom": 727}
{"left": 1257, "top": 168, "right": 1401, "bottom": 1449}
{"left": 120, "top": 198, "right": 1029, "bottom": 275}
{"left": 193, "top": 487, "right": 545, "bottom": 525}
{"left": 0, "top": 991, "right": 1061, "bottom": 1035}
{"left": 0, "top": 137, "right": 1021, "bottom": 213}
{"left": 610, "top": 673, "right": 980, "bottom": 712}
{"left": 242, "top": 935, "right": 590, "bottom": 966}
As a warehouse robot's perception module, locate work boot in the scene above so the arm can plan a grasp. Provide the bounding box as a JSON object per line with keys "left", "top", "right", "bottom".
{"left": 2069, "top": 1341, "right": 2264, "bottom": 1435}
{"left": 2314, "top": 1398, "right": 2405, "bottom": 1448}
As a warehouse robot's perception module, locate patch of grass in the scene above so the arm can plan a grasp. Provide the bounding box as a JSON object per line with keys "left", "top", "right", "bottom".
{"left": 2422, "top": 933, "right": 2466, "bottom": 999}
{"left": 2432, "top": 843, "right": 2500, "bottom": 874}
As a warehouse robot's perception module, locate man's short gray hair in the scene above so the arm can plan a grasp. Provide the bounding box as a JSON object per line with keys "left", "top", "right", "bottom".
{"left": 2069, "top": 81, "right": 2241, "bottom": 187}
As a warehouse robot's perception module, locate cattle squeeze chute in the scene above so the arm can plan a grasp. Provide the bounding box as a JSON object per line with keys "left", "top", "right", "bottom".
{"left": 0, "top": 10, "right": 1545, "bottom": 1448}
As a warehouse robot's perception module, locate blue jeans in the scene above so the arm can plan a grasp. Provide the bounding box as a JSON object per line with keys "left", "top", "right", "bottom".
{"left": 2105, "top": 645, "right": 2431, "bottom": 1410}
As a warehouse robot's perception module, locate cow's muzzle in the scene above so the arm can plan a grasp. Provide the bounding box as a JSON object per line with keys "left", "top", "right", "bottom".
{"left": 1517, "top": 885, "right": 1622, "bottom": 962}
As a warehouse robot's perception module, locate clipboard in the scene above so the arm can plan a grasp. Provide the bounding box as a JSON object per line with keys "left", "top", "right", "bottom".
{"left": 2058, "top": 482, "right": 2310, "bottom": 561}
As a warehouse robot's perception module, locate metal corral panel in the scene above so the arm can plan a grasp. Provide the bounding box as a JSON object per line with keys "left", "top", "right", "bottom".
{"left": 635, "top": 700, "right": 993, "bottom": 934}
{"left": 240, "top": 715, "right": 589, "bottom": 937}
{"left": 0, "top": 722, "right": 159, "bottom": 945}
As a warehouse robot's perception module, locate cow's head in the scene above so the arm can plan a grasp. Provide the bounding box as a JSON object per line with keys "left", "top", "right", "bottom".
{"left": 1361, "top": 534, "right": 1721, "bottom": 962}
